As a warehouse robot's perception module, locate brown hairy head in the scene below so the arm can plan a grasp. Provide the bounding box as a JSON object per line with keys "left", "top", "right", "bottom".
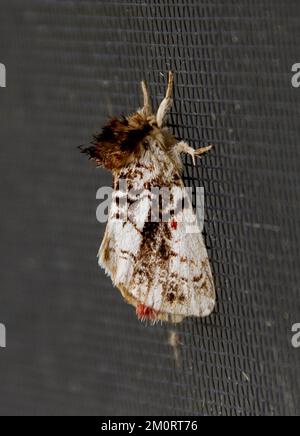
{"left": 80, "top": 113, "right": 153, "bottom": 171}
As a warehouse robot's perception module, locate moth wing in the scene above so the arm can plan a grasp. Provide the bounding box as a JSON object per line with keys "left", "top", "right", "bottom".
{"left": 99, "top": 183, "right": 215, "bottom": 323}
{"left": 157, "top": 221, "right": 216, "bottom": 321}
{"left": 157, "top": 185, "right": 216, "bottom": 320}
{"left": 131, "top": 185, "right": 215, "bottom": 321}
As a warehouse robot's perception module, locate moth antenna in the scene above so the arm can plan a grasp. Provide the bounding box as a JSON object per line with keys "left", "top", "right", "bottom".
{"left": 141, "top": 80, "right": 152, "bottom": 116}
{"left": 156, "top": 70, "right": 174, "bottom": 128}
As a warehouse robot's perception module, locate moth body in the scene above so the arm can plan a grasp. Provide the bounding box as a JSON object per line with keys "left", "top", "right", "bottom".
{"left": 81, "top": 72, "right": 215, "bottom": 323}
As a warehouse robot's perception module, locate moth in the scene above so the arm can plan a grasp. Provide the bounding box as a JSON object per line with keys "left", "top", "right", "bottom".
{"left": 81, "top": 72, "right": 215, "bottom": 323}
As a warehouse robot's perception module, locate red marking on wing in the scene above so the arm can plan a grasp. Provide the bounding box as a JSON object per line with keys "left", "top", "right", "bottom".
{"left": 136, "top": 304, "right": 158, "bottom": 321}
{"left": 170, "top": 218, "right": 178, "bottom": 230}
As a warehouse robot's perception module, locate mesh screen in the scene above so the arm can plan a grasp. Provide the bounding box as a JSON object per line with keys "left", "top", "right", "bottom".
{"left": 0, "top": 0, "right": 300, "bottom": 416}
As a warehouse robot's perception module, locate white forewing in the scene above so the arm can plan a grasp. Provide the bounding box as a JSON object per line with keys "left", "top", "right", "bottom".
{"left": 99, "top": 139, "right": 215, "bottom": 322}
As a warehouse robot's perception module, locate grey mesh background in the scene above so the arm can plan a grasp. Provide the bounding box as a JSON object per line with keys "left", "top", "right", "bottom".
{"left": 0, "top": 0, "right": 300, "bottom": 416}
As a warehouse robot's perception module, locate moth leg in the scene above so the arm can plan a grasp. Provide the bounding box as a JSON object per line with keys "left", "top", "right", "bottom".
{"left": 156, "top": 71, "right": 174, "bottom": 128}
{"left": 194, "top": 145, "right": 213, "bottom": 156}
{"left": 141, "top": 80, "right": 152, "bottom": 116}
{"left": 176, "top": 141, "right": 213, "bottom": 166}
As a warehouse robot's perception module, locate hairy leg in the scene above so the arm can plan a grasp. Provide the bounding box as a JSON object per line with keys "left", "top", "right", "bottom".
{"left": 175, "top": 141, "right": 213, "bottom": 165}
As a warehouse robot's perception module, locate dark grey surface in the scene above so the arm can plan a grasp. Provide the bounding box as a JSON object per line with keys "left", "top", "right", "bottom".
{"left": 0, "top": 0, "right": 300, "bottom": 416}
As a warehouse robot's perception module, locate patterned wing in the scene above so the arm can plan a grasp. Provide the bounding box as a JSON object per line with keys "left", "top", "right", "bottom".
{"left": 98, "top": 143, "right": 215, "bottom": 323}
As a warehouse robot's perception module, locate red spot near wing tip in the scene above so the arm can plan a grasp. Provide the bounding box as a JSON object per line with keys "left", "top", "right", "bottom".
{"left": 170, "top": 218, "right": 178, "bottom": 230}
{"left": 136, "top": 304, "right": 158, "bottom": 321}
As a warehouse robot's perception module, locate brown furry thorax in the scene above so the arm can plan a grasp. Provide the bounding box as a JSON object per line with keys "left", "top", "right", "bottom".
{"left": 80, "top": 112, "right": 176, "bottom": 171}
